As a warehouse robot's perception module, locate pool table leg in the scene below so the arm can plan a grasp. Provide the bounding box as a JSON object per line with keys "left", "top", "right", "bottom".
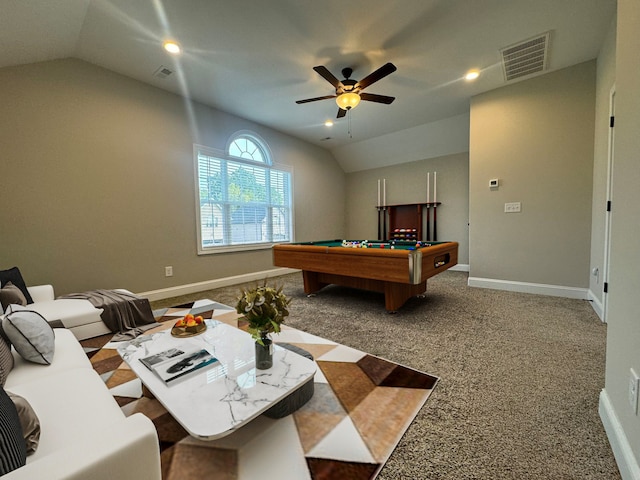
{"left": 302, "top": 271, "right": 328, "bottom": 295}
{"left": 384, "top": 281, "right": 427, "bottom": 312}
{"left": 301, "top": 270, "right": 427, "bottom": 312}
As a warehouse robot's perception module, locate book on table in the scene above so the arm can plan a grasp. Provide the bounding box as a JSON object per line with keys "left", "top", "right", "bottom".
{"left": 140, "top": 347, "right": 219, "bottom": 384}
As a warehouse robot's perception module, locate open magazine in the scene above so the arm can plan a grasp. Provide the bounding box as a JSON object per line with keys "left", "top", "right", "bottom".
{"left": 140, "top": 347, "right": 219, "bottom": 384}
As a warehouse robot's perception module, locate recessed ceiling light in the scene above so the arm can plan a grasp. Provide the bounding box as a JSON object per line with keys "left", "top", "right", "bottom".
{"left": 324, "top": 120, "right": 334, "bottom": 127}
{"left": 163, "top": 41, "right": 181, "bottom": 55}
{"left": 465, "top": 70, "right": 480, "bottom": 81}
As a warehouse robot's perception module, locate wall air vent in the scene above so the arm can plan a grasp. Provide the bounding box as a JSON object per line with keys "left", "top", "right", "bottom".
{"left": 500, "top": 32, "right": 550, "bottom": 82}
{"left": 153, "top": 65, "right": 173, "bottom": 79}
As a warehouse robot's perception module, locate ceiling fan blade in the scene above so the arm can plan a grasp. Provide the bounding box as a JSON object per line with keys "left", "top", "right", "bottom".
{"left": 337, "top": 108, "right": 347, "bottom": 118}
{"left": 313, "top": 65, "right": 343, "bottom": 89}
{"left": 356, "top": 62, "right": 397, "bottom": 90}
{"left": 295, "top": 95, "right": 337, "bottom": 104}
{"left": 360, "top": 92, "right": 396, "bottom": 104}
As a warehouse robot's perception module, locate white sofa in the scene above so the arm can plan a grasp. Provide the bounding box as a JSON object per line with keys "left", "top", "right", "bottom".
{"left": 6, "top": 285, "right": 114, "bottom": 340}
{"left": 2, "top": 327, "right": 161, "bottom": 479}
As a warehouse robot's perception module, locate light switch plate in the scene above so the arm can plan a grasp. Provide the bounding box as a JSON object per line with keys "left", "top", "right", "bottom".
{"left": 504, "top": 202, "right": 521, "bottom": 213}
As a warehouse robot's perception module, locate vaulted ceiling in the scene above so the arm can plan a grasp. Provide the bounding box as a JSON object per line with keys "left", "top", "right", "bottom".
{"left": 1, "top": 0, "right": 616, "bottom": 171}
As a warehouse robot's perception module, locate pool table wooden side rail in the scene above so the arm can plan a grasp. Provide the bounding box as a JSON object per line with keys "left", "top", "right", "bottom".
{"left": 273, "top": 241, "right": 458, "bottom": 311}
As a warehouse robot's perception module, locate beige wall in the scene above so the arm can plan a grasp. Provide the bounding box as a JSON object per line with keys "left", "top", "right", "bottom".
{"left": 589, "top": 16, "right": 617, "bottom": 309}
{"left": 345, "top": 152, "right": 469, "bottom": 266}
{"left": 0, "top": 58, "right": 345, "bottom": 295}
{"left": 469, "top": 61, "right": 596, "bottom": 288}
{"left": 603, "top": 0, "right": 640, "bottom": 471}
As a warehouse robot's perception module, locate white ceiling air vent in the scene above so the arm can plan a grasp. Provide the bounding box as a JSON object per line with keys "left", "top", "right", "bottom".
{"left": 500, "top": 32, "right": 550, "bottom": 82}
{"left": 153, "top": 65, "right": 173, "bottom": 79}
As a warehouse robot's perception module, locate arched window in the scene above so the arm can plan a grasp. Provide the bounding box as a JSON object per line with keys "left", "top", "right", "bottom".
{"left": 228, "top": 135, "right": 268, "bottom": 163}
{"left": 194, "top": 132, "right": 293, "bottom": 253}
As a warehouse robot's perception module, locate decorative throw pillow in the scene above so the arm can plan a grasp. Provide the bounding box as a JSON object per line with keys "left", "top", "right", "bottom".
{"left": 2, "top": 310, "right": 55, "bottom": 365}
{"left": 0, "top": 386, "right": 27, "bottom": 475}
{"left": 0, "top": 267, "right": 33, "bottom": 304}
{"left": 0, "top": 282, "right": 28, "bottom": 311}
{"left": 6, "top": 392, "right": 40, "bottom": 456}
{"left": 0, "top": 337, "right": 14, "bottom": 387}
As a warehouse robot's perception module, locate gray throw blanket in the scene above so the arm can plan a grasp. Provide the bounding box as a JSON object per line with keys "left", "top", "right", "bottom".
{"left": 59, "top": 289, "right": 159, "bottom": 341}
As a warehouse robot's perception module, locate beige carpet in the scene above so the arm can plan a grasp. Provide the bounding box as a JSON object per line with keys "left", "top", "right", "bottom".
{"left": 149, "top": 270, "right": 621, "bottom": 479}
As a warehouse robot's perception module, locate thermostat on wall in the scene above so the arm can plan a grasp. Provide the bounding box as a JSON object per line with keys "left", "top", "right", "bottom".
{"left": 489, "top": 179, "right": 499, "bottom": 188}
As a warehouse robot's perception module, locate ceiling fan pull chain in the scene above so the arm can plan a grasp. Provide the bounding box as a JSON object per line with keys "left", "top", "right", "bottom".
{"left": 348, "top": 110, "right": 353, "bottom": 139}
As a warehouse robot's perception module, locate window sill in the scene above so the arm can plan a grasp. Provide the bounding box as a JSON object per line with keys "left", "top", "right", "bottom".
{"left": 197, "top": 242, "right": 285, "bottom": 255}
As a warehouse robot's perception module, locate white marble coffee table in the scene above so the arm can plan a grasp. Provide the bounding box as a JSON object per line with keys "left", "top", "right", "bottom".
{"left": 117, "top": 319, "right": 316, "bottom": 440}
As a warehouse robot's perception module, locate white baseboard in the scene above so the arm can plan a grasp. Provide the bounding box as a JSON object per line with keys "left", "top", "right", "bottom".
{"left": 599, "top": 389, "right": 640, "bottom": 480}
{"left": 588, "top": 289, "right": 605, "bottom": 321}
{"left": 450, "top": 263, "right": 470, "bottom": 272}
{"left": 467, "top": 277, "right": 589, "bottom": 299}
{"left": 137, "top": 268, "right": 299, "bottom": 301}
{"left": 139, "top": 263, "right": 468, "bottom": 302}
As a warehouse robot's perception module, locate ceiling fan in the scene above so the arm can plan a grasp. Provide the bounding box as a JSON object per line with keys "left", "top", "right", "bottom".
{"left": 296, "top": 62, "right": 397, "bottom": 118}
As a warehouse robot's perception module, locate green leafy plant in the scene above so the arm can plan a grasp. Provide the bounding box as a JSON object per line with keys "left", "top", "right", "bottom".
{"left": 236, "top": 282, "right": 291, "bottom": 344}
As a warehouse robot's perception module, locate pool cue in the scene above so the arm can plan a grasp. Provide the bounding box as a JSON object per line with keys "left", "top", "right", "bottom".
{"left": 433, "top": 204, "right": 437, "bottom": 241}
{"left": 426, "top": 172, "right": 431, "bottom": 242}
{"left": 377, "top": 180, "right": 381, "bottom": 239}
{"left": 377, "top": 207, "right": 382, "bottom": 240}
{"left": 382, "top": 179, "right": 387, "bottom": 240}
{"left": 432, "top": 173, "right": 437, "bottom": 241}
{"left": 382, "top": 207, "right": 387, "bottom": 240}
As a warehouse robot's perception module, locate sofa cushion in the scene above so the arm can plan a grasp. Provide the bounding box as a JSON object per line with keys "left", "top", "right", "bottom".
{"left": 0, "top": 282, "right": 27, "bottom": 311}
{"left": 4, "top": 329, "right": 91, "bottom": 389}
{"left": 0, "top": 337, "right": 14, "bottom": 387}
{"left": 6, "top": 368, "right": 125, "bottom": 464}
{"left": 2, "top": 310, "right": 55, "bottom": 365}
{"left": 7, "top": 391, "right": 40, "bottom": 456}
{"left": 9, "top": 299, "right": 104, "bottom": 330}
{"left": 0, "top": 386, "right": 27, "bottom": 475}
{"left": 25, "top": 285, "right": 54, "bottom": 304}
{"left": 0, "top": 267, "right": 33, "bottom": 305}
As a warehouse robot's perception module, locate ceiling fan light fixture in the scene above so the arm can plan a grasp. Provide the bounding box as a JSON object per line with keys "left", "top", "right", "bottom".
{"left": 336, "top": 92, "right": 361, "bottom": 110}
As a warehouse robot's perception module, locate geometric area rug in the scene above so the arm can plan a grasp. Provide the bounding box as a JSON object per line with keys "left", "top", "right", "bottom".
{"left": 80, "top": 299, "right": 439, "bottom": 480}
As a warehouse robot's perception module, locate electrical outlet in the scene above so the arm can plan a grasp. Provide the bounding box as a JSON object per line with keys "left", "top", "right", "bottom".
{"left": 165, "top": 266, "right": 173, "bottom": 277}
{"left": 629, "top": 368, "right": 639, "bottom": 415}
{"left": 504, "top": 202, "right": 521, "bottom": 213}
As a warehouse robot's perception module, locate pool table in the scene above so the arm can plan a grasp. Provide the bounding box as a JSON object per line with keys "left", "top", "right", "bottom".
{"left": 273, "top": 239, "right": 458, "bottom": 311}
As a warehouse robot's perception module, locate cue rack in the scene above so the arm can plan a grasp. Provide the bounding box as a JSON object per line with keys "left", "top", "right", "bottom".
{"left": 378, "top": 202, "right": 441, "bottom": 242}
{"left": 376, "top": 174, "right": 441, "bottom": 241}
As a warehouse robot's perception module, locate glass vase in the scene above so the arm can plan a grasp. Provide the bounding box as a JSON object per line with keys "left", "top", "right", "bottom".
{"left": 255, "top": 331, "right": 273, "bottom": 370}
